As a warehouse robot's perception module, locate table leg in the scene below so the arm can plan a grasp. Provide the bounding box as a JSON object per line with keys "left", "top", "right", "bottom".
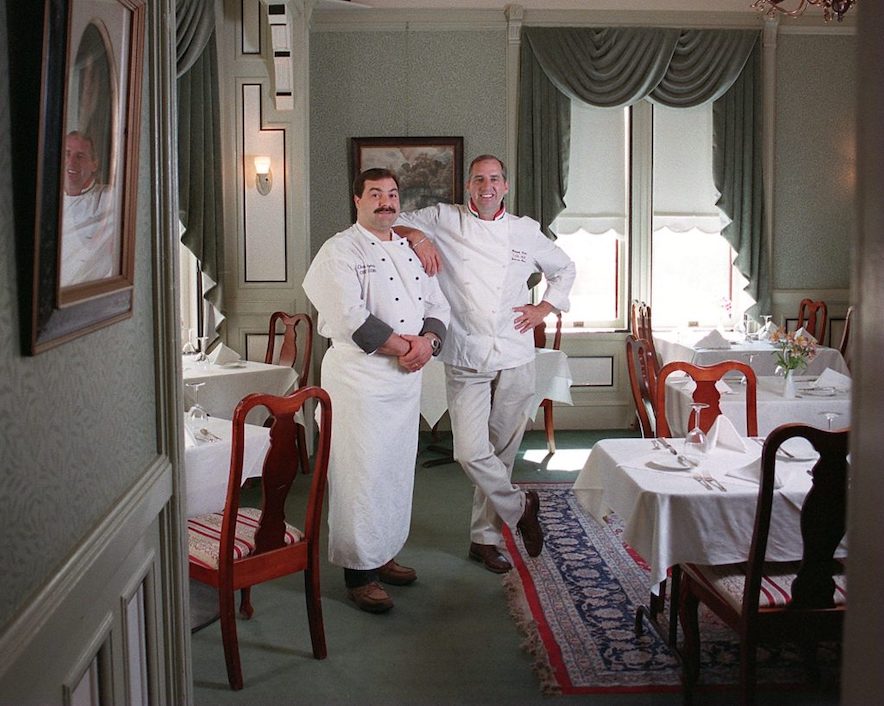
{"left": 634, "top": 568, "right": 681, "bottom": 649}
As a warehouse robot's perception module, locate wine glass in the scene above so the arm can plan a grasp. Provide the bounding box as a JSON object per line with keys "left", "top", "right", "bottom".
{"left": 185, "top": 382, "right": 208, "bottom": 434}
{"left": 818, "top": 410, "right": 842, "bottom": 431}
{"left": 683, "top": 402, "right": 710, "bottom": 463}
{"left": 739, "top": 353, "right": 756, "bottom": 386}
{"left": 196, "top": 336, "right": 210, "bottom": 369}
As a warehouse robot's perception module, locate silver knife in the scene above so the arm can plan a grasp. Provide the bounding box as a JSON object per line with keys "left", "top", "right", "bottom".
{"left": 753, "top": 436, "right": 795, "bottom": 459}
{"left": 657, "top": 438, "right": 696, "bottom": 467}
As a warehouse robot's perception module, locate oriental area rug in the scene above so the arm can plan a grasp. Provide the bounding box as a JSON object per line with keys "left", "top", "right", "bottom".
{"left": 502, "top": 483, "right": 840, "bottom": 696}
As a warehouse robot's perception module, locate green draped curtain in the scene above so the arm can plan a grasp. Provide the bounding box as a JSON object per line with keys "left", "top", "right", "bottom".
{"left": 176, "top": 0, "right": 223, "bottom": 335}
{"left": 516, "top": 27, "right": 768, "bottom": 314}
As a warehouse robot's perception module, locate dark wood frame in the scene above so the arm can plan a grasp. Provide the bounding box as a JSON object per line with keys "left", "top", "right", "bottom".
{"left": 25, "top": 0, "right": 145, "bottom": 353}
{"left": 349, "top": 136, "right": 463, "bottom": 220}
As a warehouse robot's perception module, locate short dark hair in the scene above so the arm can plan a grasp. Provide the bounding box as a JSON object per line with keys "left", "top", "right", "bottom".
{"left": 353, "top": 168, "right": 400, "bottom": 197}
{"left": 468, "top": 154, "right": 507, "bottom": 181}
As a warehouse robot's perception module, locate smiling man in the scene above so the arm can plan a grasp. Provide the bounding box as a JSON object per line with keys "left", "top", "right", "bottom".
{"left": 303, "top": 168, "right": 449, "bottom": 613}
{"left": 60, "top": 131, "right": 116, "bottom": 287}
{"left": 395, "top": 154, "right": 576, "bottom": 574}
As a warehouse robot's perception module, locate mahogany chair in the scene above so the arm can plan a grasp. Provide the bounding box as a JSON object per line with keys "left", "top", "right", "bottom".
{"left": 655, "top": 360, "right": 758, "bottom": 438}
{"left": 838, "top": 305, "right": 853, "bottom": 371}
{"left": 625, "top": 334, "right": 657, "bottom": 438}
{"left": 265, "top": 311, "right": 314, "bottom": 474}
{"left": 187, "top": 386, "right": 332, "bottom": 690}
{"left": 630, "top": 300, "right": 660, "bottom": 375}
{"left": 797, "top": 298, "right": 828, "bottom": 344}
{"left": 533, "top": 312, "right": 563, "bottom": 453}
{"left": 678, "top": 423, "right": 848, "bottom": 705}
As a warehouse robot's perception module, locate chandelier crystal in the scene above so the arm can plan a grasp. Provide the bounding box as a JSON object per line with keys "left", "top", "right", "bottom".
{"left": 752, "top": 0, "right": 857, "bottom": 23}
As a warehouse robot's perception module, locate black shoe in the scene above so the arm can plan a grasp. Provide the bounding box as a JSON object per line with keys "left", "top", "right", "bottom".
{"left": 516, "top": 490, "right": 543, "bottom": 557}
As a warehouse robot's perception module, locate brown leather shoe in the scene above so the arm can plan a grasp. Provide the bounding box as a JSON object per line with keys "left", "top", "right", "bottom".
{"left": 347, "top": 581, "right": 394, "bottom": 613}
{"left": 468, "top": 542, "right": 513, "bottom": 574}
{"left": 377, "top": 558, "right": 417, "bottom": 585}
{"left": 517, "top": 489, "right": 544, "bottom": 557}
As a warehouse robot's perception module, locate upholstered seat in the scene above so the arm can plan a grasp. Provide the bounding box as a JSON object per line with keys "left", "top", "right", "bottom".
{"left": 188, "top": 507, "right": 304, "bottom": 571}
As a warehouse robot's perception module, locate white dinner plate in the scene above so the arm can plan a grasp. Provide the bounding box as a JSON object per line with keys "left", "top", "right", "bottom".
{"left": 217, "top": 361, "right": 246, "bottom": 369}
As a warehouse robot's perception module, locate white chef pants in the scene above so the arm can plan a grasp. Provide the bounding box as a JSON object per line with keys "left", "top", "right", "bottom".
{"left": 445, "top": 360, "right": 535, "bottom": 546}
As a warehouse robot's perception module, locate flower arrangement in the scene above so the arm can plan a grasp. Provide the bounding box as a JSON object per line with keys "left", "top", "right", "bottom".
{"left": 769, "top": 326, "right": 817, "bottom": 373}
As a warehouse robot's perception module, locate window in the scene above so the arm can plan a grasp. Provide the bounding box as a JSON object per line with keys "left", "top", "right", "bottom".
{"left": 551, "top": 100, "right": 753, "bottom": 331}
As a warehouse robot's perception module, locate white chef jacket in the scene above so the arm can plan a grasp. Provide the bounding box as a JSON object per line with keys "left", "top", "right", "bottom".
{"left": 60, "top": 183, "right": 117, "bottom": 287}
{"left": 396, "top": 203, "right": 575, "bottom": 372}
{"left": 303, "top": 223, "right": 449, "bottom": 569}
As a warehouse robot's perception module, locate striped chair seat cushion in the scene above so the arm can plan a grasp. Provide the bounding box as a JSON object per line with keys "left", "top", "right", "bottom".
{"left": 683, "top": 561, "right": 847, "bottom": 611}
{"left": 187, "top": 507, "right": 304, "bottom": 570}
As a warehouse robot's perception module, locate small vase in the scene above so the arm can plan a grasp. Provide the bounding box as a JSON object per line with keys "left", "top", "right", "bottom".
{"left": 782, "top": 370, "right": 796, "bottom": 399}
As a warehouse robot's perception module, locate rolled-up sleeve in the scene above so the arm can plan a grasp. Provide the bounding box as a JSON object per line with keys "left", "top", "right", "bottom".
{"left": 303, "top": 240, "right": 390, "bottom": 353}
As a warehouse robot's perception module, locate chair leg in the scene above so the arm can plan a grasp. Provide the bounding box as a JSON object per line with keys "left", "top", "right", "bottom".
{"left": 239, "top": 587, "right": 254, "bottom": 619}
{"left": 739, "top": 637, "right": 758, "bottom": 706}
{"left": 219, "top": 587, "right": 244, "bottom": 690}
{"left": 304, "top": 567, "right": 327, "bottom": 660}
{"left": 679, "top": 580, "right": 701, "bottom": 689}
{"left": 296, "top": 424, "right": 310, "bottom": 475}
{"left": 543, "top": 400, "right": 556, "bottom": 454}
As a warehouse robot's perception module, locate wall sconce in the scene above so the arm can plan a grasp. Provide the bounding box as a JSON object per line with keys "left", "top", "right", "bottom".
{"left": 254, "top": 155, "right": 272, "bottom": 195}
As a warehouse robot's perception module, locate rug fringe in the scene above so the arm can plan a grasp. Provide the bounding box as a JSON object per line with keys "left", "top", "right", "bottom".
{"left": 502, "top": 570, "right": 562, "bottom": 695}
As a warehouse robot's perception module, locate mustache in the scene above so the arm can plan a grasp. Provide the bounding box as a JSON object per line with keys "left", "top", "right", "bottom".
{"left": 374, "top": 207, "right": 397, "bottom": 214}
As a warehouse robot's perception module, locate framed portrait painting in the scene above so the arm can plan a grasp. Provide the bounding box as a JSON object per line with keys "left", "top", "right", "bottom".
{"left": 25, "top": 0, "right": 145, "bottom": 353}
{"left": 350, "top": 136, "right": 464, "bottom": 219}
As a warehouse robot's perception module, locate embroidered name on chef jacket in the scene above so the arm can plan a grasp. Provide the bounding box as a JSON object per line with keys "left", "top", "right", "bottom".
{"left": 511, "top": 249, "right": 527, "bottom": 263}
{"left": 356, "top": 263, "right": 377, "bottom": 275}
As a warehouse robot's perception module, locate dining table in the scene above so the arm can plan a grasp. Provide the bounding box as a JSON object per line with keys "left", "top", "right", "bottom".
{"left": 419, "top": 347, "right": 574, "bottom": 428}
{"left": 182, "top": 354, "right": 298, "bottom": 423}
{"left": 183, "top": 415, "right": 271, "bottom": 517}
{"left": 571, "top": 435, "right": 846, "bottom": 643}
{"left": 653, "top": 329, "right": 850, "bottom": 377}
{"left": 664, "top": 374, "right": 851, "bottom": 437}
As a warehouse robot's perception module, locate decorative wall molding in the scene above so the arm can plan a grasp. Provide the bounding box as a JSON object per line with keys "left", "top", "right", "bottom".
{"left": 265, "top": 2, "right": 294, "bottom": 110}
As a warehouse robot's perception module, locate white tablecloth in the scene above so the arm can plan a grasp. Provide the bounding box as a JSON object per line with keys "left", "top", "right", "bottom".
{"left": 184, "top": 416, "right": 271, "bottom": 517}
{"left": 419, "top": 348, "right": 573, "bottom": 427}
{"left": 653, "top": 330, "right": 850, "bottom": 377}
{"left": 572, "top": 437, "right": 839, "bottom": 592}
{"left": 664, "top": 374, "right": 851, "bottom": 437}
{"left": 182, "top": 356, "right": 298, "bottom": 421}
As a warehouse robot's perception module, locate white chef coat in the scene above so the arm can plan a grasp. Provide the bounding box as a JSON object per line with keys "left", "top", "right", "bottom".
{"left": 396, "top": 204, "right": 575, "bottom": 372}
{"left": 303, "top": 223, "right": 449, "bottom": 569}
{"left": 60, "top": 183, "right": 117, "bottom": 287}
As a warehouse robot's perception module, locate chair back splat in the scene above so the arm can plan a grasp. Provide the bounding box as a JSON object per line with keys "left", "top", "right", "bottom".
{"left": 187, "top": 386, "right": 332, "bottom": 690}
{"left": 625, "top": 334, "right": 657, "bottom": 438}
{"left": 655, "top": 360, "right": 757, "bottom": 438}
{"left": 265, "top": 311, "right": 314, "bottom": 390}
{"left": 797, "top": 298, "right": 828, "bottom": 344}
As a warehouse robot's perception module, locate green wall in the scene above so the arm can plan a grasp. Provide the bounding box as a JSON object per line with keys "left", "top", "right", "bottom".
{"left": 773, "top": 33, "right": 856, "bottom": 290}
{"left": 309, "top": 28, "right": 507, "bottom": 253}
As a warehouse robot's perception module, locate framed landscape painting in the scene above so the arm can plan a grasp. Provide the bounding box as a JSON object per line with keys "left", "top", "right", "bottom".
{"left": 350, "top": 136, "right": 463, "bottom": 219}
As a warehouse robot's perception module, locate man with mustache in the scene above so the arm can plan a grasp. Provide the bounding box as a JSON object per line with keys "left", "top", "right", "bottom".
{"left": 303, "top": 168, "right": 450, "bottom": 613}
{"left": 60, "top": 130, "right": 117, "bottom": 287}
{"left": 395, "top": 155, "right": 575, "bottom": 573}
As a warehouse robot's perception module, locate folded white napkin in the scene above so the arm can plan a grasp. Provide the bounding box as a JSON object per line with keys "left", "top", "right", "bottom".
{"left": 793, "top": 326, "right": 818, "bottom": 344}
{"left": 812, "top": 367, "right": 852, "bottom": 391}
{"left": 208, "top": 343, "right": 241, "bottom": 365}
{"left": 694, "top": 329, "right": 730, "bottom": 349}
{"left": 725, "top": 457, "right": 783, "bottom": 488}
{"left": 757, "top": 320, "right": 777, "bottom": 341}
{"left": 703, "top": 415, "right": 749, "bottom": 453}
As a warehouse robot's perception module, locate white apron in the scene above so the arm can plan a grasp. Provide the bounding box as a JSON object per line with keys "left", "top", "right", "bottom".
{"left": 322, "top": 346, "right": 421, "bottom": 569}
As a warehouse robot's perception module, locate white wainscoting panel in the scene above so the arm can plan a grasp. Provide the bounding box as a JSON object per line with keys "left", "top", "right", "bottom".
{"left": 241, "top": 0, "right": 260, "bottom": 55}
{"left": 242, "top": 83, "right": 287, "bottom": 282}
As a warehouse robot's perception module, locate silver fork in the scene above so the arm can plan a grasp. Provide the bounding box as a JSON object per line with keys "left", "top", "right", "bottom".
{"left": 692, "top": 474, "right": 714, "bottom": 490}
